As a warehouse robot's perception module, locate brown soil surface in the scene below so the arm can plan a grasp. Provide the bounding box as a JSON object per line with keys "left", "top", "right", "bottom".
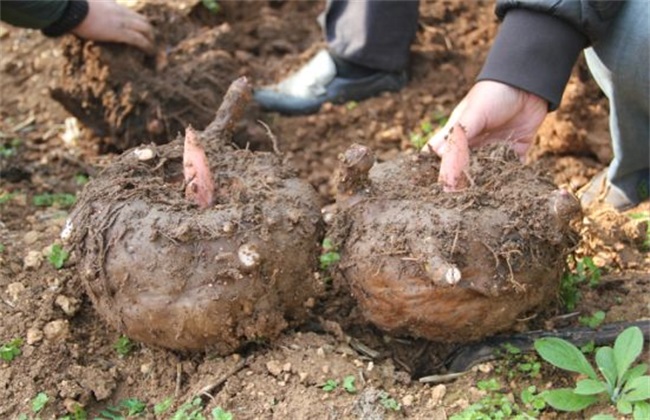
{"left": 1, "top": 1, "right": 648, "bottom": 418}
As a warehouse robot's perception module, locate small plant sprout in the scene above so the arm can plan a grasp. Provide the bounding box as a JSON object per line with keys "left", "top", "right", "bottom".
{"left": 534, "top": 326, "right": 650, "bottom": 417}
{"left": 201, "top": 0, "right": 221, "bottom": 14}
{"left": 379, "top": 392, "right": 401, "bottom": 412}
{"left": 319, "top": 238, "right": 341, "bottom": 270}
{"left": 579, "top": 310, "right": 606, "bottom": 329}
{"left": 212, "top": 407, "right": 233, "bottom": 420}
{"left": 560, "top": 255, "right": 603, "bottom": 310}
{"left": 154, "top": 397, "right": 173, "bottom": 415}
{"left": 496, "top": 343, "right": 541, "bottom": 379}
{"left": 0, "top": 191, "right": 16, "bottom": 205}
{"left": 48, "top": 243, "right": 70, "bottom": 269}
{"left": 114, "top": 335, "right": 135, "bottom": 357}
{"left": 322, "top": 379, "right": 339, "bottom": 392}
{"left": 342, "top": 375, "right": 357, "bottom": 394}
{"left": 171, "top": 397, "right": 204, "bottom": 420}
{"left": 1, "top": 338, "right": 23, "bottom": 362}
{"left": 31, "top": 392, "right": 49, "bottom": 413}
{"left": 0, "top": 243, "right": 5, "bottom": 253}
{"left": 100, "top": 397, "right": 146, "bottom": 418}
{"left": 345, "top": 101, "right": 358, "bottom": 111}
{"left": 33, "top": 192, "right": 77, "bottom": 208}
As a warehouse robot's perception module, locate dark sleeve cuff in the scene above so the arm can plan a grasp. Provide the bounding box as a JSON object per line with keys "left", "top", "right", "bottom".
{"left": 41, "top": 0, "right": 89, "bottom": 38}
{"left": 477, "top": 9, "right": 587, "bottom": 111}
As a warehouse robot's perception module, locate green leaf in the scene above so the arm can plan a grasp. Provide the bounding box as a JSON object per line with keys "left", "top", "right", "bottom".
{"left": 211, "top": 407, "right": 233, "bottom": 420}
{"left": 541, "top": 389, "right": 598, "bottom": 412}
{"left": 596, "top": 346, "right": 617, "bottom": 391}
{"left": 120, "top": 398, "right": 145, "bottom": 416}
{"left": 32, "top": 392, "right": 49, "bottom": 413}
{"left": 614, "top": 326, "right": 643, "bottom": 383}
{"left": 623, "top": 376, "right": 650, "bottom": 402}
{"left": 535, "top": 337, "right": 598, "bottom": 380}
{"left": 575, "top": 379, "right": 607, "bottom": 395}
{"left": 154, "top": 397, "right": 173, "bottom": 415}
{"left": 0, "top": 338, "right": 22, "bottom": 362}
{"left": 342, "top": 375, "right": 357, "bottom": 394}
{"left": 634, "top": 401, "right": 650, "bottom": 420}
{"left": 618, "top": 399, "right": 633, "bottom": 415}
{"left": 623, "top": 364, "right": 648, "bottom": 384}
{"left": 590, "top": 415, "right": 615, "bottom": 420}
{"left": 322, "top": 379, "right": 338, "bottom": 392}
{"left": 48, "top": 244, "right": 69, "bottom": 269}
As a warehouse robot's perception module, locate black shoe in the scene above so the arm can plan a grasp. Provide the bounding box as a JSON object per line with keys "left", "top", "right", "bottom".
{"left": 254, "top": 50, "right": 407, "bottom": 115}
{"left": 578, "top": 168, "right": 650, "bottom": 211}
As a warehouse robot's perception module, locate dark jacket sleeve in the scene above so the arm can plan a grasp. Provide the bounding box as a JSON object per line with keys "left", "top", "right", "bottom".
{"left": 1, "top": 0, "right": 88, "bottom": 37}
{"left": 477, "top": 0, "right": 625, "bottom": 110}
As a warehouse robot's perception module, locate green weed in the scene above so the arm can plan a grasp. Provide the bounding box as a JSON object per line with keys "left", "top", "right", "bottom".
{"left": 0, "top": 192, "right": 16, "bottom": 205}
{"left": 322, "top": 379, "right": 339, "bottom": 392}
{"left": 535, "top": 326, "right": 650, "bottom": 417}
{"left": 114, "top": 335, "right": 134, "bottom": 357}
{"left": 495, "top": 343, "right": 541, "bottom": 380}
{"left": 201, "top": 0, "right": 221, "bottom": 14}
{"left": 171, "top": 398, "right": 204, "bottom": 420}
{"left": 379, "top": 392, "right": 401, "bottom": 412}
{"left": 31, "top": 392, "right": 49, "bottom": 413}
{"left": 342, "top": 375, "right": 357, "bottom": 394}
{"left": 450, "top": 378, "right": 543, "bottom": 419}
{"left": 33, "top": 192, "right": 76, "bottom": 208}
{"left": 560, "top": 256, "right": 602, "bottom": 310}
{"left": 579, "top": 310, "right": 606, "bottom": 329}
{"left": 48, "top": 244, "right": 69, "bottom": 269}
{"left": 1, "top": 338, "right": 22, "bottom": 362}
{"left": 319, "top": 238, "right": 341, "bottom": 270}
{"left": 211, "top": 407, "right": 233, "bottom": 420}
{"left": 154, "top": 397, "right": 173, "bottom": 415}
{"left": 99, "top": 398, "right": 146, "bottom": 419}
{"left": 0, "top": 138, "right": 21, "bottom": 158}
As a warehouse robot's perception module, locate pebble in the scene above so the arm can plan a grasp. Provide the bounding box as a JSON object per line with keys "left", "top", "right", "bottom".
{"left": 140, "top": 363, "right": 152, "bottom": 374}
{"left": 23, "top": 250, "right": 42, "bottom": 269}
{"left": 43, "top": 319, "right": 70, "bottom": 341}
{"left": 6, "top": 282, "right": 25, "bottom": 301}
{"left": 282, "top": 362, "right": 292, "bottom": 372}
{"left": 63, "top": 398, "right": 83, "bottom": 413}
{"left": 402, "top": 394, "right": 415, "bottom": 407}
{"left": 265, "top": 360, "right": 283, "bottom": 377}
{"left": 26, "top": 327, "right": 43, "bottom": 345}
{"left": 476, "top": 362, "right": 494, "bottom": 373}
{"left": 298, "top": 372, "right": 308, "bottom": 383}
{"left": 23, "top": 230, "right": 39, "bottom": 245}
{"left": 430, "top": 384, "right": 447, "bottom": 406}
{"left": 55, "top": 295, "right": 80, "bottom": 316}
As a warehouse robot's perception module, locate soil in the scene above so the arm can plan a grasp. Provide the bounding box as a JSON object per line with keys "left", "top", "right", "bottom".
{"left": 1, "top": 0, "right": 648, "bottom": 419}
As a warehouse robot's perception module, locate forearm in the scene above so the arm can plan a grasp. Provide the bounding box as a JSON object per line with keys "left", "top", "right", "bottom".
{"left": 1, "top": 0, "right": 89, "bottom": 36}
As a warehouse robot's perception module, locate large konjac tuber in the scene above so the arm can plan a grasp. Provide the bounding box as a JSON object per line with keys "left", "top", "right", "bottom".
{"left": 65, "top": 78, "right": 323, "bottom": 353}
{"left": 328, "top": 144, "right": 580, "bottom": 342}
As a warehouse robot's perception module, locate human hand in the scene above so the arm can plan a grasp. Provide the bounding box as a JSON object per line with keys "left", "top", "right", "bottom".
{"left": 71, "top": 0, "right": 155, "bottom": 54}
{"left": 424, "top": 81, "right": 548, "bottom": 191}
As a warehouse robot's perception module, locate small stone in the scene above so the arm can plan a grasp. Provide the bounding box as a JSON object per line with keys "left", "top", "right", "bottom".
{"left": 298, "top": 372, "right": 308, "bottom": 383}
{"left": 23, "top": 230, "right": 39, "bottom": 245}
{"left": 477, "top": 362, "right": 493, "bottom": 373}
{"left": 316, "top": 347, "right": 325, "bottom": 357}
{"left": 430, "top": 384, "right": 447, "bottom": 406}
{"left": 238, "top": 243, "right": 260, "bottom": 268}
{"left": 266, "top": 360, "right": 282, "bottom": 377}
{"left": 26, "top": 327, "right": 44, "bottom": 345}
{"left": 133, "top": 147, "right": 156, "bottom": 161}
{"left": 282, "top": 362, "right": 292, "bottom": 372}
{"left": 402, "top": 394, "right": 415, "bottom": 407}
{"left": 367, "top": 361, "right": 374, "bottom": 372}
{"left": 6, "top": 282, "right": 25, "bottom": 301}
{"left": 277, "top": 381, "right": 286, "bottom": 387}
{"left": 321, "top": 365, "right": 330, "bottom": 374}
{"left": 23, "top": 250, "right": 42, "bottom": 269}
{"left": 43, "top": 319, "right": 69, "bottom": 341}
{"left": 140, "top": 363, "right": 152, "bottom": 374}
{"left": 55, "top": 295, "right": 80, "bottom": 316}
